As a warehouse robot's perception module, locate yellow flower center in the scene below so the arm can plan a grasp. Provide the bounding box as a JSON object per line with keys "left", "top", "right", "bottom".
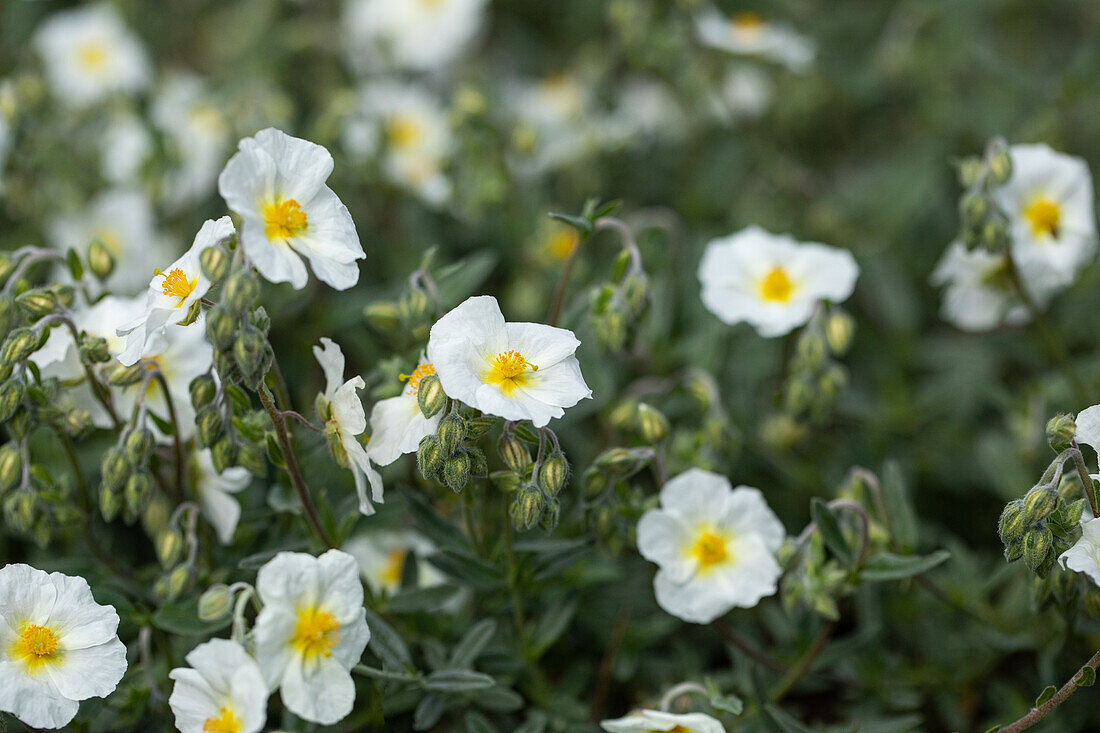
{"left": 203, "top": 707, "right": 242, "bottom": 733}
{"left": 156, "top": 267, "right": 198, "bottom": 303}
{"left": 11, "top": 623, "right": 60, "bottom": 674}
{"left": 400, "top": 363, "right": 436, "bottom": 396}
{"left": 759, "top": 265, "right": 795, "bottom": 302}
{"left": 381, "top": 548, "right": 407, "bottom": 588}
{"left": 77, "top": 43, "right": 109, "bottom": 71}
{"left": 547, "top": 230, "right": 579, "bottom": 261}
{"left": 387, "top": 115, "right": 422, "bottom": 149}
{"left": 263, "top": 198, "right": 308, "bottom": 241}
{"left": 292, "top": 607, "right": 341, "bottom": 661}
{"left": 484, "top": 350, "right": 538, "bottom": 395}
{"left": 691, "top": 531, "right": 729, "bottom": 566}
{"left": 1023, "top": 196, "right": 1062, "bottom": 238}
{"left": 731, "top": 12, "right": 764, "bottom": 32}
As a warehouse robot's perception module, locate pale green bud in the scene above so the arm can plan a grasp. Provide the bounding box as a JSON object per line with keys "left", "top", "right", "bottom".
{"left": 232, "top": 327, "right": 268, "bottom": 384}
{"left": 124, "top": 429, "right": 154, "bottom": 465}
{"left": 398, "top": 288, "right": 432, "bottom": 324}
{"left": 212, "top": 437, "right": 238, "bottom": 473}
{"left": 101, "top": 447, "right": 130, "bottom": 492}
{"left": 156, "top": 528, "right": 185, "bottom": 568}
{"left": 1047, "top": 414, "right": 1076, "bottom": 453}
{"left": 510, "top": 487, "right": 543, "bottom": 529}
{"left": 498, "top": 434, "right": 532, "bottom": 474}
{"left": 987, "top": 140, "right": 1013, "bottom": 185}
{"left": 4, "top": 489, "right": 35, "bottom": 532}
{"left": 998, "top": 499, "right": 1026, "bottom": 544}
{"left": 199, "top": 245, "right": 230, "bottom": 281}
{"left": 99, "top": 483, "right": 122, "bottom": 522}
{"left": 960, "top": 192, "right": 989, "bottom": 224}
{"left": 537, "top": 453, "right": 569, "bottom": 497}
{"left": 124, "top": 471, "right": 153, "bottom": 516}
{"left": 198, "top": 584, "right": 234, "bottom": 621}
{"left": 1022, "top": 526, "right": 1053, "bottom": 574}
{"left": 79, "top": 336, "right": 111, "bottom": 363}
{"left": 594, "top": 447, "right": 654, "bottom": 479}
{"left": 190, "top": 374, "right": 217, "bottom": 409}
{"left": 224, "top": 271, "right": 259, "bottom": 313}
{"left": 363, "top": 301, "right": 401, "bottom": 333}
{"left": 417, "top": 374, "right": 446, "bottom": 418}
{"left": 107, "top": 362, "right": 145, "bottom": 387}
{"left": 237, "top": 442, "right": 266, "bottom": 476}
{"left": 443, "top": 451, "right": 471, "bottom": 492}
{"left": 539, "top": 497, "right": 561, "bottom": 532}
{"left": 956, "top": 157, "right": 984, "bottom": 188}
{"left": 206, "top": 307, "right": 237, "bottom": 350}
{"left": 582, "top": 467, "right": 608, "bottom": 499}
{"left": 87, "top": 238, "right": 115, "bottom": 280}
{"left": 61, "top": 408, "right": 93, "bottom": 438}
{"left": 0, "top": 443, "right": 21, "bottom": 493}
{"left": 417, "top": 435, "right": 444, "bottom": 479}
{"left": 1022, "top": 488, "right": 1057, "bottom": 525}
{"left": 636, "top": 403, "right": 670, "bottom": 443}
{"left": 825, "top": 310, "right": 856, "bottom": 356}
{"left": 15, "top": 288, "right": 58, "bottom": 318}
{"left": 1, "top": 327, "right": 41, "bottom": 365}
{"left": 0, "top": 380, "right": 24, "bottom": 423}
{"left": 436, "top": 413, "right": 465, "bottom": 455}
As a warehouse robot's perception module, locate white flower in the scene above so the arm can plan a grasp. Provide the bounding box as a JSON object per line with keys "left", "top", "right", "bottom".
{"left": 601, "top": 709, "right": 726, "bottom": 733}
{"left": 929, "top": 241, "right": 1037, "bottom": 332}
{"left": 33, "top": 4, "right": 149, "bottom": 108}
{"left": 0, "top": 564, "right": 127, "bottom": 730}
{"left": 698, "top": 226, "right": 859, "bottom": 337}
{"left": 993, "top": 143, "right": 1097, "bottom": 289}
{"left": 252, "top": 550, "right": 371, "bottom": 725}
{"left": 343, "top": 81, "right": 454, "bottom": 206}
{"left": 344, "top": 530, "right": 445, "bottom": 595}
{"left": 117, "top": 216, "right": 234, "bottom": 366}
{"left": 168, "top": 638, "right": 268, "bottom": 733}
{"left": 427, "top": 296, "right": 592, "bottom": 428}
{"left": 717, "top": 64, "right": 773, "bottom": 122}
{"left": 695, "top": 7, "right": 815, "bottom": 72}
{"left": 193, "top": 450, "right": 252, "bottom": 545}
{"left": 49, "top": 188, "right": 171, "bottom": 294}
{"left": 637, "top": 468, "right": 785, "bottom": 624}
{"left": 100, "top": 113, "right": 152, "bottom": 184}
{"left": 218, "top": 128, "right": 365, "bottom": 290}
{"left": 153, "top": 73, "right": 231, "bottom": 209}
{"left": 367, "top": 360, "right": 441, "bottom": 466}
{"left": 610, "top": 77, "right": 688, "bottom": 142}
{"left": 314, "top": 338, "right": 385, "bottom": 515}
{"left": 505, "top": 73, "right": 612, "bottom": 174}
{"left": 342, "top": 0, "right": 488, "bottom": 73}
{"left": 1059, "top": 517, "right": 1100, "bottom": 586}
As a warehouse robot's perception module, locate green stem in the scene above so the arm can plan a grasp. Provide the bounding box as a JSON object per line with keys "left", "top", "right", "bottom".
{"left": 770, "top": 620, "right": 837, "bottom": 702}
{"left": 149, "top": 370, "right": 185, "bottom": 501}
{"left": 999, "top": 647, "right": 1100, "bottom": 732}
{"left": 501, "top": 495, "right": 528, "bottom": 656}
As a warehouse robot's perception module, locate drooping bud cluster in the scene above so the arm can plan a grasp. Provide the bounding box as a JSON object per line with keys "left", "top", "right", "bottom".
{"left": 208, "top": 270, "right": 273, "bottom": 388}
{"left": 492, "top": 423, "right": 570, "bottom": 531}
{"left": 416, "top": 396, "right": 491, "bottom": 495}
{"left": 587, "top": 236, "right": 649, "bottom": 353}
{"left": 363, "top": 258, "right": 440, "bottom": 349}
{"left": 777, "top": 306, "right": 853, "bottom": 430}
{"left": 955, "top": 138, "right": 1015, "bottom": 254}
{"left": 191, "top": 374, "right": 267, "bottom": 477}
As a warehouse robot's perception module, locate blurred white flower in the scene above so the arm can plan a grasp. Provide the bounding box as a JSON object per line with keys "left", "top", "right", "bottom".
{"left": 49, "top": 188, "right": 172, "bottom": 294}
{"left": 343, "top": 81, "right": 454, "bottom": 206}
{"left": 153, "top": 73, "right": 231, "bottom": 209}
{"left": 427, "top": 296, "right": 592, "bottom": 428}
{"left": 253, "top": 550, "right": 370, "bottom": 725}
{"left": 344, "top": 529, "right": 445, "bottom": 595}
{"left": 192, "top": 449, "right": 252, "bottom": 545}
{"left": 610, "top": 77, "right": 688, "bottom": 142}
{"left": 343, "top": 0, "right": 488, "bottom": 73}
{"left": 698, "top": 226, "right": 859, "bottom": 337}
{"left": 1059, "top": 517, "right": 1100, "bottom": 586}
{"left": 367, "top": 360, "right": 441, "bottom": 466}
{"left": 33, "top": 4, "right": 150, "bottom": 107}
{"left": 314, "top": 337, "right": 385, "bottom": 515}
{"left": 717, "top": 64, "right": 773, "bottom": 122}
{"left": 168, "top": 638, "right": 268, "bottom": 733}
{"left": 0, "top": 564, "right": 127, "bottom": 730}
{"left": 100, "top": 112, "right": 152, "bottom": 184}
{"left": 929, "top": 241, "right": 1037, "bottom": 332}
{"left": 218, "top": 128, "right": 365, "bottom": 290}
{"left": 637, "top": 468, "right": 785, "bottom": 624}
{"left": 695, "top": 8, "right": 815, "bottom": 73}
{"left": 601, "top": 709, "right": 726, "bottom": 733}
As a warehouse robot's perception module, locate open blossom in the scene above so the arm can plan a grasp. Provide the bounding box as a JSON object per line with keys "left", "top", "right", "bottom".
{"left": 698, "top": 226, "right": 859, "bottom": 337}
{"left": 1058, "top": 517, "right": 1100, "bottom": 586}
{"left": 33, "top": 4, "right": 149, "bottom": 107}
{"left": 929, "top": 241, "right": 1043, "bottom": 332}
{"left": 168, "top": 638, "right": 268, "bottom": 733}
{"left": 637, "top": 468, "right": 785, "bottom": 624}
{"left": 100, "top": 112, "right": 152, "bottom": 184}
{"left": 218, "top": 128, "right": 365, "bottom": 290}
{"left": 117, "top": 216, "right": 234, "bottom": 366}
{"left": 601, "top": 710, "right": 726, "bottom": 733}
{"left": 427, "top": 296, "right": 592, "bottom": 428}
{"left": 343, "top": 0, "right": 488, "bottom": 73}
{"left": 253, "top": 550, "right": 371, "bottom": 725}
{"left": 192, "top": 449, "right": 252, "bottom": 545}
{"left": 695, "top": 7, "right": 815, "bottom": 72}
{"left": 344, "top": 529, "right": 445, "bottom": 595}
{"left": 367, "top": 359, "right": 441, "bottom": 466}
{"left": 0, "top": 564, "right": 127, "bottom": 730}
{"left": 314, "top": 338, "right": 385, "bottom": 515}
{"left": 153, "top": 73, "right": 232, "bottom": 209}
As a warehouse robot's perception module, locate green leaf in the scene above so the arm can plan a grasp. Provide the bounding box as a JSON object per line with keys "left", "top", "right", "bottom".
{"left": 861, "top": 550, "right": 951, "bottom": 582}
{"left": 450, "top": 619, "right": 497, "bottom": 668}
{"left": 475, "top": 685, "right": 524, "bottom": 712}
{"left": 710, "top": 692, "right": 744, "bottom": 716}
{"left": 151, "top": 598, "right": 231, "bottom": 636}
{"left": 515, "top": 711, "right": 548, "bottom": 733}
{"left": 427, "top": 549, "right": 503, "bottom": 590}
{"left": 1036, "top": 684, "right": 1057, "bottom": 706}
{"left": 760, "top": 704, "right": 813, "bottom": 733}
{"left": 65, "top": 248, "right": 83, "bottom": 280}
{"left": 224, "top": 385, "right": 252, "bottom": 412}
{"left": 882, "top": 460, "right": 918, "bottom": 552}
{"left": 435, "top": 251, "right": 499, "bottom": 308}
{"left": 464, "top": 710, "right": 499, "bottom": 733}
{"left": 530, "top": 597, "right": 577, "bottom": 659}
{"left": 363, "top": 607, "right": 413, "bottom": 668}
{"left": 413, "top": 693, "right": 446, "bottom": 731}
{"left": 811, "top": 498, "right": 854, "bottom": 567}
{"left": 385, "top": 584, "right": 462, "bottom": 614}
{"left": 402, "top": 486, "right": 472, "bottom": 552}
{"left": 547, "top": 211, "right": 592, "bottom": 234}
{"left": 423, "top": 669, "right": 496, "bottom": 693}
{"left": 1076, "top": 665, "right": 1096, "bottom": 687}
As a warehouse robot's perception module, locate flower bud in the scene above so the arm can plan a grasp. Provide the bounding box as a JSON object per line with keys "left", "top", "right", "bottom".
{"left": 101, "top": 447, "right": 129, "bottom": 492}
{"left": 124, "top": 428, "right": 154, "bottom": 465}
{"left": 510, "top": 487, "right": 543, "bottom": 529}
{"left": 987, "top": 141, "right": 1013, "bottom": 185}
{"left": 583, "top": 467, "right": 608, "bottom": 499}
{"left": 206, "top": 307, "right": 237, "bottom": 350}
{"left": 87, "top": 238, "right": 116, "bottom": 280}
{"left": 124, "top": 470, "right": 153, "bottom": 516}
{"left": 636, "top": 403, "right": 670, "bottom": 443}
{"left": 443, "top": 451, "right": 471, "bottom": 492}
{"left": 364, "top": 301, "right": 401, "bottom": 332}
{"left": 198, "top": 584, "right": 234, "bottom": 621}
{"left": 249, "top": 306, "right": 271, "bottom": 334}
{"left": 0, "top": 443, "right": 21, "bottom": 493}
{"left": 1047, "top": 413, "right": 1077, "bottom": 453}
{"left": 196, "top": 407, "right": 223, "bottom": 448}
{"left": 99, "top": 483, "right": 122, "bottom": 522}
{"left": 200, "top": 245, "right": 230, "bottom": 281}
{"left": 981, "top": 218, "right": 1009, "bottom": 252}
{"left": 15, "top": 288, "right": 58, "bottom": 318}
{"left": 224, "top": 271, "right": 260, "bottom": 313}
{"left": 956, "top": 157, "right": 984, "bottom": 188}
{"left": 79, "top": 336, "right": 111, "bottom": 363}
{"left": 62, "top": 408, "right": 93, "bottom": 438}
{"left": 398, "top": 288, "right": 431, "bottom": 324}
{"left": 190, "top": 374, "right": 217, "bottom": 409}
{"left": 237, "top": 442, "right": 266, "bottom": 476}
{"left": 622, "top": 274, "right": 648, "bottom": 313}
{"left": 0, "top": 380, "right": 24, "bottom": 423}
{"left": 539, "top": 497, "right": 561, "bottom": 532}
{"left": 498, "top": 434, "right": 532, "bottom": 474}
{"left": 417, "top": 435, "right": 444, "bottom": 479}
{"left": 1, "top": 327, "right": 41, "bottom": 365}
{"left": 1022, "top": 488, "right": 1057, "bottom": 525}
{"left": 594, "top": 446, "right": 655, "bottom": 479}
{"left": 1022, "top": 525, "right": 1053, "bottom": 573}
{"left": 825, "top": 310, "right": 856, "bottom": 356}
{"left": 436, "top": 413, "right": 465, "bottom": 455}
{"left": 608, "top": 400, "right": 640, "bottom": 432}
{"left": 818, "top": 364, "right": 848, "bottom": 400}
{"left": 233, "top": 327, "right": 269, "bottom": 383}
{"left": 998, "top": 499, "right": 1026, "bottom": 544}
{"left": 156, "top": 528, "right": 185, "bottom": 568}
{"left": 212, "top": 437, "right": 238, "bottom": 473}
{"left": 156, "top": 565, "right": 192, "bottom": 603}
{"left": 537, "top": 453, "right": 569, "bottom": 497}
{"left": 4, "top": 489, "right": 35, "bottom": 533}
{"left": 417, "top": 374, "right": 446, "bottom": 418}
{"left": 107, "top": 362, "right": 145, "bottom": 387}
{"left": 795, "top": 331, "right": 827, "bottom": 370}
{"left": 960, "top": 192, "right": 989, "bottom": 225}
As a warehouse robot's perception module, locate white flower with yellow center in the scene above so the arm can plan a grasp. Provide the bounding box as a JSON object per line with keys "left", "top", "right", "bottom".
{"left": 314, "top": 338, "right": 385, "bottom": 515}
{"left": 637, "top": 468, "right": 785, "bottom": 624}
{"left": 367, "top": 360, "right": 442, "bottom": 466}
{"left": 154, "top": 73, "right": 231, "bottom": 209}
{"left": 427, "top": 296, "right": 592, "bottom": 428}
{"left": 33, "top": 4, "right": 149, "bottom": 108}
{"left": 695, "top": 7, "right": 815, "bottom": 72}
{"left": 342, "top": 0, "right": 489, "bottom": 73}
{"left": 117, "top": 216, "right": 234, "bottom": 366}
{"left": 601, "top": 709, "right": 727, "bottom": 733}
{"left": 252, "top": 550, "right": 371, "bottom": 725}
{"left": 505, "top": 73, "right": 611, "bottom": 174}
{"left": 698, "top": 226, "right": 859, "bottom": 337}
{"left": 192, "top": 449, "right": 252, "bottom": 545}
{"left": 218, "top": 128, "right": 365, "bottom": 290}
{"left": 929, "top": 241, "right": 1045, "bottom": 332}
{"left": 344, "top": 530, "right": 445, "bottom": 595}
{"left": 992, "top": 143, "right": 1097, "bottom": 289}
{"left": 168, "top": 638, "right": 268, "bottom": 733}
{"left": 0, "top": 564, "right": 127, "bottom": 730}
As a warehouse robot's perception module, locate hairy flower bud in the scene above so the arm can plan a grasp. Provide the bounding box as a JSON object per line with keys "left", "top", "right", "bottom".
{"left": 960, "top": 192, "right": 989, "bottom": 225}
{"left": 818, "top": 364, "right": 848, "bottom": 400}
{"left": 583, "top": 467, "right": 609, "bottom": 499}
{"left": 196, "top": 407, "right": 223, "bottom": 448}
{"left": 62, "top": 408, "right": 93, "bottom": 439}
{"left": 156, "top": 565, "right": 192, "bottom": 603}
{"left": 417, "top": 374, "right": 446, "bottom": 418}
{"left": 825, "top": 310, "right": 856, "bottom": 356}
{"left": 212, "top": 437, "right": 238, "bottom": 473}
{"left": 156, "top": 528, "right": 185, "bottom": 568}
{"left": 437, "top": 413, "right": 465, "bottom": 455}
{"left": 101, "top": 447, "right": 129, "bottom": 492}
{"left": 636, "top": 403, "right": 670, "bottom": 443}
{"left": 0, "top": 380, "right": 24, "bottom": 423}
{"left": 998, "top": 499, "right": 1026, "bottom": 545}
{"left": 4, "top": 489, "right": 35, "bottom": 533}
{"left": 537, "top": 452, "right": 569, "bottom": 497}
{"left": 1047, "top": 414, "right": 1076, "bottom": 453}
{"left": 1, "top": 327, "right": 42, "bottom": 365}
{"left": 1022, "top": 488, "right": 1057, "bottom": 525}
{"left": 224, "top": 271, "right": 260, "bottom": 313}
{"left": 417, "top": 435, "right": 444, "bottom": 479}
{"left": 539, "top": 497, "right": 561, "bottom": 532}
{"left": 107, "top": 362, "right": 145, "bottom": 387}
{"left": 124, "top": 470, "right": 153, "bottom": 516}
{"left": 363, "top": 301, "right": 401, "bottom": 333}
{"left": 1022, "top": 525, "right": 1053, "bottom": 574}
{"left": 398, "top": 288, "right": 432, "bottom": 324}
{"left": 498, "top": 433, "right": 532, "bottom": 474}
{"left": 237, "top": 442, "right": 266, "bottom": 476}
{"left": 99, "top": 483, "right": 122, "bottom": 522}
{"left": 795, "top": 331, "right": 827, "bottom": 370}
{"left": 198, "top": 584, "right": 234, "bottom": 621}
{"left": 956, "top": 157, "right": 984, "bottom": 188}
{"left": 594, "top": 446, "right": 655, "bottom": 479}
{"left": 15, "top": 288, "right": 58, "bottom": 318}
{"left": 87, "top": 238, "right": 116, "bottom": 280}
{"left": 233, "top": 327, "right": 269, "bottom": 384}
{"left": 0, "top": 443, "right": 21, "bottom": 493}
{"left": 510, "top": 486, "right": 544, "bottom": 529}
{"left": 124, "top": 428, "right": 154, "bottom": 465}
{"left": 987, "top": 140, "right": 1013, "bottom": 185}
{"left": 608, "top": 400, "right": 639, "bottom": 432}
{"left": 79, "top": 335, "right": 111, "bottom": 363}
{"left": 190, "top": 374, "right": 217, "bottom": 410}
{"left": 200, "top": 245, "right": 230, "bottom": 281}
{"left": 443, "top": 451, "right": 472, "bottom": 492}
{"left": 206, "top": 307, "right": 237, "bottom": 351}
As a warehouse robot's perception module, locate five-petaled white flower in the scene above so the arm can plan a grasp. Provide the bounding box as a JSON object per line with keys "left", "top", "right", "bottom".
{"left": 192, "top": 449, "right": 252, "bottom": 545}
{"left": 252, "top": 550, "right": 371, "bottom": 725}
{"left": 218, "top": 128, "right": 365, "bottom": 290}
{"left": 929, "top": 241, "right": 1043, "bottom": 332}
{"left": 0, "top": 564, "right": 128, "bottom": 730}
{"left": 367, "top": 359, "right": 441, "bottom": 466}
{"left": 698, "top": 226, "right": 859, "bottom": 338}
{"left": 33, "top": 4, "right": 149, "bottom": 108}
{"left": 168, "top": 638, "right": 268, "bottom": 733}
{"left": 427, "top": 295, "right": 592, "bottom": 428}
{"left": 117, "top": 216, "right": 234, "bottom": 366}
{"left": 1058, "top": 517, "right": 1100, "bottom": 587}
{"left": 695, "top": 7, "right": 815, "bottom": 72}
{"left": 601, "top": 709, "right": 727, "bottom": 733}
{"left": 342, "top": 0, "right": 489, "bottom": 73}
{"left": 344, "top": 529, "right": 445, "bottom": 596}
{"left": 314, "top": 337, "right": 385, "bottom": 515}
{"left": 637, "top": 468, "right": 786, "bottom": 624}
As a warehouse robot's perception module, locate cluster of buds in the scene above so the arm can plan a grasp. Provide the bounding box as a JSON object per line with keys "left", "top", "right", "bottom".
{"left": 98, "top": 427, "right": 157, "bottom": 525}
{"left": 494, "top": 423, "right": 570, "bottom": 531}
{"left": 206, "top": 266, "right": 273, "bottom": 389}
{"left": 364, "top": 259, "right": 440, "bottom": 349}
{"left": 955, "top": 137, "right": 1015, "bottom": 255}
{"left": 148, "top": 503, "right": 200, "bottom": 604}
{"left": 588, "top": 244, "right": 649, "bottom": 352}
{"left": 417, "top": 386, "right": 492, "bottom": 494}
{"left": 191, "top": 374, "right": 266, "bottom": 476}
{"left": 0, "top": 439, "right": 78, "bottom": 546}
{"left": 780, "top": 306, "right": 854, "bottom": 426}
{"left": 582, "top": 445, "right": 657, "bottom": 554}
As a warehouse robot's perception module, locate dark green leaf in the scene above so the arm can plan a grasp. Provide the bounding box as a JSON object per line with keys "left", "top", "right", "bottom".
{"left": 1036, "top": 685, "right": 1057, "bottom": 706}
{"left": 151, "top": 598, "right": 231, "bottom": 636}
{"left": 450, "top": 619, "right": 497, "bottom": 668}
{"left": 363, "top": 607, "right": 413, "bottom": 668}
{"left": 882, "top": 460, "right": 918, "bottom": 552}
{"left": 385, "top": 584, "right": 462, "bottom": 614}
{"left": 811, "top": 498, "right": 854, "bottom": 567}
{"left": 413, "top": 693, "right": 446, "bottom": 731}
{"left": 861, "top": 550, "right": 951, "bottom": 582}
{"left": 423, "top": 669, "right": 496, "bottom": 693}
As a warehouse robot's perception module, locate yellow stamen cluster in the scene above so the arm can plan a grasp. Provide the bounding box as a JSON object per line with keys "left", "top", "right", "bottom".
{"left": 78, "top": 43, "right": 109, "bottom": 71}
{"left": 263, "top": 199, "right": 308, "bottom": 241}
{"left": 691, "top": 531, "right": 728, "bottom": 567}
{"left": 203, "top": 707, "right": 243, "bottom": 733}
{"left": 759, "top": 266, "right": 794, "bottom": 303}
{"left": 484, "top": 350, "right": 538, "bottom": 395}
{"left": 156, "top": 267, "right": 198, "bottom": 301}
{"left": 292, "top": 607, "right": 341, "bottom": 660}
{"left": 400, "top": 363, "right": 436, "bottom": 396}
{"left": 731, "top": 12, "right": 764, "bottom": 31}
{"left": 1023, "top": 197, "right": 1062, "bottom": 238}
{"left": 387, "top": 116, "right": 422, "bottom": 149}
{"left": 381, "top": 548, "right": 407, "bottom": 587}
{"left": 11, "top": 623, "right": 60, "bottom": 673}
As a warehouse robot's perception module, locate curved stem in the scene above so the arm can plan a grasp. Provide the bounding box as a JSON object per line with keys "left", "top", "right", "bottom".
{"left": 501, "top": 495, "right": 528, "bottom": 657}
{"left": 1000, "top": 647, "right": 1100, "bottom": 732}
{"left": 659, "top": 682, "right": 709, "bottom": 712}
{"left": 769, "top": 620, "right": 837, "bottom": 702}
{"left": 149, "top": 369, "right": 185, "bottom": 502}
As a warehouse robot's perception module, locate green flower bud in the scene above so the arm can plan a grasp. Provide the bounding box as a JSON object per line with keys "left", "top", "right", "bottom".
{"left": 363, "top": 301, "right": 401, "bottom": 333}
{"left": 199, "top": 245, "right": 230, "bottom": 281}
{"left": 539, "top": 497, "right": 561, "bottom": 532}
{"left": 464, "top": 415, "right": 495, "bottom": 440}
{"left": 1047, "top": 413, "right": 1077, "bottom": 453}
{"left": 124, "top": 429, "right": 154, "bottom": 465}
{"left": 582, "top": 467, "right": 608, "bottom": 499}
{"left": 417, "top": 374, "right": 446, "bottom": 418}
{"left": 417, "top": 435, "right": 444, "bottom": 479}
{"left": 622, "top": 274, "right": 648, "bottom": 313}
{"left": 156, "top": 528, "right": 185, "bottom": 568}
{"left": 108, "top": 362, "right": 145, "bottom": 387}
{"left": 594, "top": 446, "right": 654, "bottom": 479}
{"left": 196, "top": 407, "right": 223, "bottom": 448}
{"left": 398, "top": 288, "right": 431, "bottom": 324}
{"left": 15, "top": 288, "right": 58, "bottom": 318}
{"left": 998, "top": 500, "right": 1026, "bottom": 544}
{"left": 636, "top": 403, "right": 670, "bottom": 443}
{"left": 818, "top": 364, "right": 848, "bottom": 400}
{"left": 233, "top": 327, "right": 269, "bottom": 384}
{"left": 51, "top": 284, "right": 75, "bottom": 309}
{"left": 124, "top": 470, "right": 153, "bottom": 516}
{"left": 436, "top": 413, "right": 465, "bottom": 455}
{"left": 537, "top": 452, "right": 569, "bottom": 497}
{"left": 99, "top": 483, "right": 122, "bottom": 522}
{"left": 249, "top": 306, "right": 270, "bottom": 334}
{"left": 590, "top": 284, "right": 616, "bottom": 315}
{"left": 795, "top": 331, "right": 827, "bottom": 370}
{"left": 0, "top": 296, "right": 16, "bottom": 336}
{"left": 956, "top": 157, "right": 984, "bottom": 188}
{"left": 1003, "top": 537, "right": 1023, "bottom": 563}
{"left": 212, "top": 437, "right": 238, "bottom": 473}
{"left": 87, "top": 238, "right": 116, "bottom": 280}
{"left": 0, "top": 380, "right": 24, "bottom": 423}
{"left": 190, "top": 374, "right": 217, "bottom": 409}
{"left": 156, "top": 565, "right": 192, "bottom": 603}
{"left": 206, "top": 307, "right": 237, "bottom": 350}
{"left": 0, "top": 443, "right": 21, "bottom": 493}
{"left": 443, "top": 451, "right": 471, "bottom": 492}
{"left": 1022, "top": 488, "right": 1057, "bottom": 525}
{"left": 101, "top": 447, "right": 130, "bottom": 492}
{"left": 4, "top": 489, "right": 35, "bottom": 533}
{"left": 79, "top": 336, "right": 111, "bottom": 363}
{"left": 237, "top": 442, "right": 266, "bottom": 476}
{"left": 1, "top": 327, "right": 42, "bottom": 365}
{"left": 5, "top": 408, "right": 30, "bottom": 440}
{"left": 510, "top": 487, "right": 543, "bottom": 529}
{"left": 608, "top": 400, "right": 640, "bottom": 432}
{"left": 981, "top": 218, "right": 1009, "bottom": 252}
{"left": 498, "top": 434, "right": 532, "bottom": 474}
{"left": 825, "top": 310, "right": 856, "bottom": 356}
{"left": 987, "top": 141, "right": 1013, "bottom": 185}
{"left": 960, "top": 192, "right": 989, "bottom": 225}
{"left": 224, "top": 271, "right": 260, "bottom": 313}
{"left": 62, "top": 408, "right": 93, "bottom": 438}
{"left": 1023, "top": 525, "right": 1053, "bottom": 574}
{"left": 198, "top": 584, "right": 234, "bottom": 621}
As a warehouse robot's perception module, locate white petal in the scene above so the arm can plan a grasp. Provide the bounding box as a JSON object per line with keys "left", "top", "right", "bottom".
{"left": 279, "top": 655, "right": 356, "bottom": 725}
{"left": 45, "top": 637, "right": 127, "bottom": 701}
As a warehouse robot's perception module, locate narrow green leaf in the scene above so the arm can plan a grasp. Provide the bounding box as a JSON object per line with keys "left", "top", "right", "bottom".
{"left": 151, "top": 598, "right": 231, "bottom": 636}
{"left": 363, "top": 607, "right": 413, "bottom": 668}
{"left": 450, "top": 619, "right": 497, "bottom": 668}
{"left": 423, "top": 669, "right": 496, "bottom": 693}
{"left": 385, "top": 584, "right": 462, "bottom": 614}
{"left": 861, "top": 550, "right": 951, "bottom": 582}
{"left": 413, "top": 693, "right": 445, "bottom": 731}
{"left": 811, "top": 498, "right": 854, "bottom": 567}
{"left": 882, "top": 460, "right": 918, "bottom": 552}
{"left": 1036, "top": 685, "right": 1057, "bottom": 706}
